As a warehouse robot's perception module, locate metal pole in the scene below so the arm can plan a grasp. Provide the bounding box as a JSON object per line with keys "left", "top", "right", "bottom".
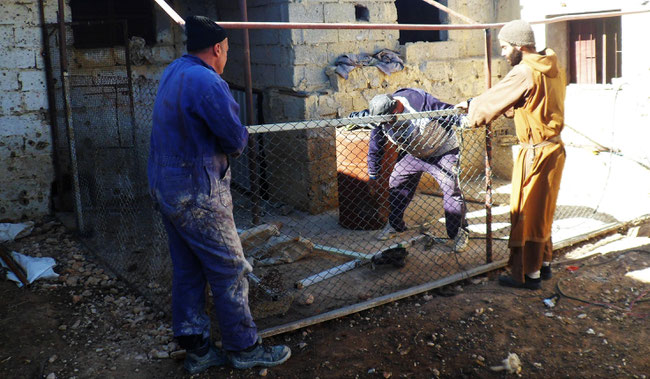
{"left": 57, "top": 0, "right": 85, "bottom": 234}
{"left": 38, "top": 0, "right": 62, "bottom": 213}
{"left": 484, "top": 29, "right": 493, "bottom": 264}
{"left": 238, "top": 0, "right": 261, "bottom": 225}
{"left": 420, "top": 0, "right": 477, "bottom": 24}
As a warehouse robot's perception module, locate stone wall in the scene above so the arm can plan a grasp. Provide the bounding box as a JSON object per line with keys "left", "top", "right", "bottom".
{"left": 0, "top": 0, "right": 65, "bottom": 221}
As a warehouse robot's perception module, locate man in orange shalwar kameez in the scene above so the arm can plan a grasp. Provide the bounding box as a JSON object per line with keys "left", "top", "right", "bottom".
{"left": 457, "top": 19, "right": 566, "bottom": 289}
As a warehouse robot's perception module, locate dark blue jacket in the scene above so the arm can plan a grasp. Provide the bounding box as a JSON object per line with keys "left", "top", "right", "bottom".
{"left": 148, "top": 55, "right": 248, "bottom": 202}
{"left": 367, "top": 88, "right": 455, "bottom": 178}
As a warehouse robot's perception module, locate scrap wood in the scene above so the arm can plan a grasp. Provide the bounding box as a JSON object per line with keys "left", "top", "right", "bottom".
{"left": 256, "top": 236, "right": 314, "bottom": 266}
{"left": 238, "top": 222, "right": 282, "bottom": 252}
{"left": 0, "top": 244, "right": 29, "bottom": 287}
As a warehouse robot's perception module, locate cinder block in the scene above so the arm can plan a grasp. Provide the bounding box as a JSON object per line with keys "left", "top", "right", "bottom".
{"left": 0, "top": 71, "right": 20, "bottom": 91}
{"left": 292, "top": 45, "right": 328, "bottom": 65}
{"left": 251, "top": 63, "right": 277, "bottom": 88}
{"left": 14, "top": 26, "right": 41, "bottom": 48}
{"left": 22, "top": 90, "right": 48, "bottom": 111}
{"left": 18, "top": 70, "right": 46, "bottom": 91}
{"left": 371, "top": 2, "right": 398, "bottom": 23}
{"left": 324, "top": 3, "right": 354, "bottom": 23}
{"left": 3, "top": 48, "right": 37, "bottom": 69}
{"left": 338, "top": 29, "right": 371, "bottom": 43}
{"left": 0, "top": 3, "right": 37, "bottom": 26}
{"left": 287, "top": 2, "right": 324, "bottom": 23}
{"left": 0, "top": 92, "right": 23, "bottom": 115}
{"left": 0, "top": 26, "right": 14, "bottom": 46}
{"left": 292, "top": 29, "right": 339, "bottom": 45}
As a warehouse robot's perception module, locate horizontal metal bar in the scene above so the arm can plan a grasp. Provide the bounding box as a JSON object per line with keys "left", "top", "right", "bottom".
{"left": 313, "top": 244, "right": 368, "bottom": 260}
{"left": 216, "top": 9, "right": 649, "bottom": 31}
{"left": 247, "top": 109, "right": 460, "bottom": 134}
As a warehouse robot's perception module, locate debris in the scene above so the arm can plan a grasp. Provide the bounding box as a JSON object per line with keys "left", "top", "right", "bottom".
{"left": 1, "top": 250, "right": 59, "bottom": 287}
{"left": 255, "top": 236, "right": 314, "bottom": 266}
{"left": 298, "top": 342, "right": 307, "bottom": 349}
{"left": 490, "top": 352, "right": 522, "bottom": 374}
{"left": 0, "top": 222, "right": 34, "bottom": 242}
{"left": 543, "top": 294, "right": 559, "bottom": 308}
{"left": 259, "top": 368, "right": 268, "bottom": 376}
{"left": 577, "top": 313, "right": 587, "bottom": 319}
{"left": 586, "top": 328, "right": 596, "bottom": 335}
{"left": 239, "top": 222, "right": 282, "bottom": 252}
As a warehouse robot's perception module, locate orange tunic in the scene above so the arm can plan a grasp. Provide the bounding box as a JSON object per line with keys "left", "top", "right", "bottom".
{"left": 468, "top": 49, "right": 566, "bottom": 280}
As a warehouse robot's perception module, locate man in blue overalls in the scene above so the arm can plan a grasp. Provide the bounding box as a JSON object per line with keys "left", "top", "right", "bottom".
{"left": 148, "top": 16, "right": 290, "bottom": 374}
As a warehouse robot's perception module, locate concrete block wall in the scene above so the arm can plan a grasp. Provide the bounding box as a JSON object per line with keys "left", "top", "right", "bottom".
{"left": 0, "top": 0, "right": 67, "bottom": 221}
{"left": 222, "top": 0, "right": 520, "bottom": 213}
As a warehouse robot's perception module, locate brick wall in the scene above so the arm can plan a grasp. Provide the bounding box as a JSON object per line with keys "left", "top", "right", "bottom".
{"left": 0, "top": 0, "right": 65, "bottom": 221}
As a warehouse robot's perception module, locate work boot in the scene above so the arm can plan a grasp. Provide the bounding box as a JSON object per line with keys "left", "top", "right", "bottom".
{"left": 498, "top": 274, "right": 541, "bottom": 290}
{"left": 183, "top": 340, "right": 227, "bottom": 374}
{"left": 228, "top": 337, "right": 291, "bottom": 369}
{"left": 453, "top": 228, "right": 469, "bottom": 253}
{"left": 540, "top": 265, "right": 552, "bottom": 280}
{"left": 376, "top": 224, "right": 407, "bottom": 241}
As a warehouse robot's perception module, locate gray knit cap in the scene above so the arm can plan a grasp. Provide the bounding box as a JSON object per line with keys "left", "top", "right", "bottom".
{"left": 369, "top": 94, "right": 398, "bottom": 116}
{"left": 498, "top": 19, "right": 535, "bottom": 47}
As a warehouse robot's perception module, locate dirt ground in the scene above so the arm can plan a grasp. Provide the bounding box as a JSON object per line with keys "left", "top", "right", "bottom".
{"left": 1, "top": 218, "right": 649, "bottom": 379}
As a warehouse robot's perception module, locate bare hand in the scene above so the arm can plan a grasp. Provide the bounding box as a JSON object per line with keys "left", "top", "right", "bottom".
{"left": 455, "top": 101, "right": 469, "bottom": 111}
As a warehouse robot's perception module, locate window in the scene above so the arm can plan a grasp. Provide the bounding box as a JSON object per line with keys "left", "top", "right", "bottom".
{"left": 569, "top": 16, "right": 622, "bottom": 84}
{"left": 395, "top": 0, "right": 448, "bottom": 44}
{"left": 70, "top": 0, "right": 156, "bottom": 48}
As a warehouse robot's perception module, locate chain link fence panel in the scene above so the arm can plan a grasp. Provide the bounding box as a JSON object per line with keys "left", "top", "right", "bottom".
{"left": 45, "top": 23, "right": 650, "bottom": 333}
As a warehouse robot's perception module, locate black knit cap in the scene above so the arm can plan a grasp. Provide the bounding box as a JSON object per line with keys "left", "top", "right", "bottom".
{"left": 185, "top": 15, "right": 227, "bottom": 52}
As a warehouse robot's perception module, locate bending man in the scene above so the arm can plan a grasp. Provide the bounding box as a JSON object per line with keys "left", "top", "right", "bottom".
{"left": 367, "top": 88, "right": 469, "bottom": 252}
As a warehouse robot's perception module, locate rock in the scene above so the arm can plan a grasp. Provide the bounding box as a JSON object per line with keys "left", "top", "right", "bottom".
{"left": 259, "top": 368, "right": 268, "bottom": 376}
{"left": 170, "top": 350, "right": 186, "bottom": 360}
{"left": 298, "top": 342, "right": 307, "bottom": 349}
{"left": 586, "top": 328, "right": 596, "bottom": 335}
{"left": 48, "top": 354, "right": 58, "bottom": 363}
{"left": 58, "top": 325, "right": 67, "bottom": 331}
{"left": 300, "top": 293, "right": 315, "bottom": 305}
{"left": 368, "top": 368, "right": 376, "bottom": 374}
{"left": 149, "top": 349, "right": 169, "bottom": 359}
{"left": 577, "top": 313, "right": 587, "bottom": 319}
{"left": 71, "top": 295, "right": 82, "bottom": 304}
{"left": 383, "top": 371, "right": 392, "bottom": 378}
{"left": 46, "top": 373, "right": 56, "bottom": 379}
{"left": 423, "top": 294, "right": 433, "bottom": 301}
{"left": 431, "top": 368, "right": 440, "bottom": 376}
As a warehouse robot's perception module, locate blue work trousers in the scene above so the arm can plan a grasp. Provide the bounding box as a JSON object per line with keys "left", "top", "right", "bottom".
{"left": 153, "top": 167, "right": 258, "bottom": 352}
{"left": 388, "top": 149, "right": 467, "bottom": 238}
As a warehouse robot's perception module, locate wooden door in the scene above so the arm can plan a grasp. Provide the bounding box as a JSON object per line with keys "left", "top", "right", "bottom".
{"left": 570, "top": 20, "right": 597, "bottom": 84}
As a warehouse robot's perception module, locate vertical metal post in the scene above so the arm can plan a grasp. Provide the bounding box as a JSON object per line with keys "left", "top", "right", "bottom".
{"left": 57, "top": 0, "right": 86, "bottom": 234}
{"left": 38, "top": 0, "right": 62, "bottom": 212}
{"left": 483, "top": 28, "right": 493, "bottom": 263}
{"left": 239, "top": 0, "right": 261, "bottom": 224}
{"left": 122, "top": 20, "right": 137, "bottom": 148}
